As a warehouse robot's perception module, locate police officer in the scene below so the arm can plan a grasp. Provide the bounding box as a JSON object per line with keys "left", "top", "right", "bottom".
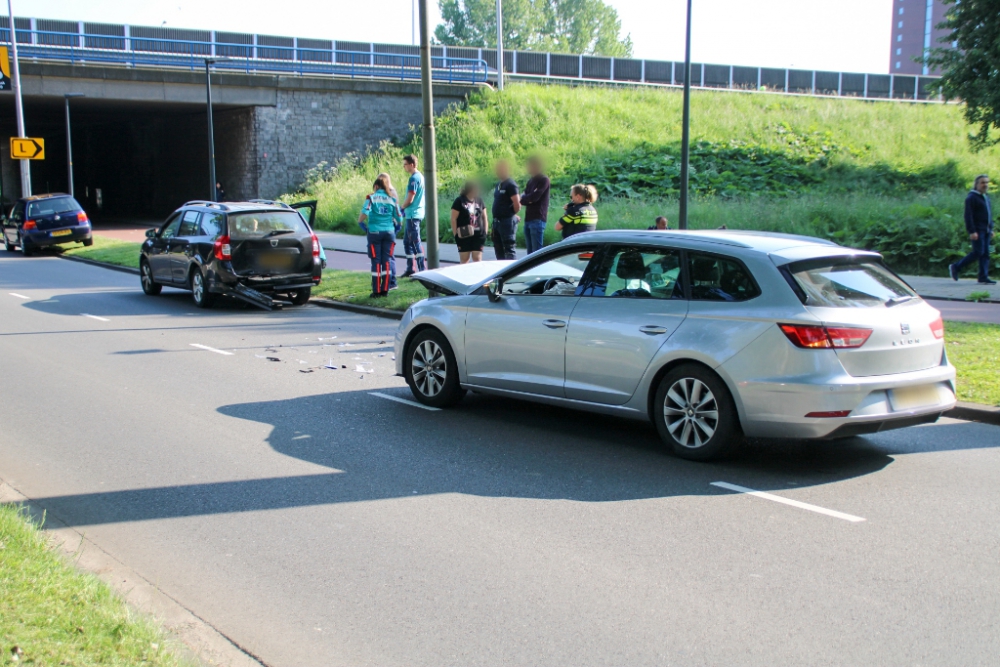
{"left": 491, "top": 160, "right": 520, "bottom": 260}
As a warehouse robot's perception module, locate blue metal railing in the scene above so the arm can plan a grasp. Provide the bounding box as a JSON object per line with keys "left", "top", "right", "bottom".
{"left": 11, "top": 29, "right": 489, "bottom": 84}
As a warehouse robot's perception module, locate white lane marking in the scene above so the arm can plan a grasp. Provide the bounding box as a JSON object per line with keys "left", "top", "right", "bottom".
{"left": 81, "top": 313, "right": 110, "bottom": 322}
{"left": 9, "top": 293, "right": 29, "bottom": 299}
{"left": 190, "top": 343, "right": 235, "bottom": 356}
{"left": 710, "top": 481, "right": 866, "bottom": 523}
{"left": 370, "top": 392, "right": 441, "bottom": 412}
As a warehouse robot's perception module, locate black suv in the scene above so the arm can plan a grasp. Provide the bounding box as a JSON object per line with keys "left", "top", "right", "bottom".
{"left": 139, "top": 200, "right": 322, "bottom": 309}
{"left": 3, "top": 193, "right": 93, "bottom": 256}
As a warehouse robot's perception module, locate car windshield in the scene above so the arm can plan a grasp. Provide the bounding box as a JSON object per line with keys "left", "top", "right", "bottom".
{"left": 228, "top": 211, "right": 308, "bottom": 240}
{"left": 26, "top": 197, "right": 82, "bottom": 217}
{"left": 787, "top": 259, "right": 917, "bottom": 308}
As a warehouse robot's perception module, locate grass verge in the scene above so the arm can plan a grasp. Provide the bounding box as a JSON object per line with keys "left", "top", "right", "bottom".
{"left": 0, "top": 504, "right": 189, "bottom": 667}
{"left": 315, "top": 269, "right": 429, "bottom": 311}
{"left": 944, "top": 321, "right": 1000, "bottom": 406}
{"left": 62, "top": 237, "right": 141, "bottom": 269}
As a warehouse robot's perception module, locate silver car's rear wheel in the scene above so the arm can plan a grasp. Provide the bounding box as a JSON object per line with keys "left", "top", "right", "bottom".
{"left": 405, "top": 328, "right": 466, "bottom": 408}
{"left": 663, "top": 378, "right": 719, "bottom": 449}
{"left": 654, "top": 363, "right": 741, "bottom": 461}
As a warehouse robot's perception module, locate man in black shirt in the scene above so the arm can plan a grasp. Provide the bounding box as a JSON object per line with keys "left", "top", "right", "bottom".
{"left": 491, "top": 160, "right": 520, "bottom": 260}
{"left": 520, "top": 156, "right": 550, "bottom": 254}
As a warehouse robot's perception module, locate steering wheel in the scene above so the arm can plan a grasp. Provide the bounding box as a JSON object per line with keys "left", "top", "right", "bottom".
{"left": 543, "top": 277, "right": 572, "bottom": 293}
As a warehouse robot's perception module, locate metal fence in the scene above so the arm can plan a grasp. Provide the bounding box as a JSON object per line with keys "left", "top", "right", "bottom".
{"left": 3, "top": 16, "right": 940, "bottom": 100}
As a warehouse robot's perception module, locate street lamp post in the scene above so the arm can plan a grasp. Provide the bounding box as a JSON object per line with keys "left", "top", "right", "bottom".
{"left": 64, "top": 93, "right": 84, "bottom": 198}
{"left": 495, "top": 0, "right": 504, "bottom": 91}
{"left": 678, "top": 0, "right": 693, "bottom": 230}
{"left": 205, "top": 59, "right": 218, "bottom": 202}
{"left": 418, "top": 0, "right": 440, "bottom": 269}
{"left": 7, "top": 0, "right": 30, "bottom": 196}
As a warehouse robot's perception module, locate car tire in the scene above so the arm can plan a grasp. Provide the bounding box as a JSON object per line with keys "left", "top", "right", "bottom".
{"left": 289, "top": 287, "right": 311, "bottom": 306}
{"left": 3, "top": 234, "right": 13, "bottom": 252}
{"left": 653, "top": 363, "right": 742, "bottom": 461}
{"left": 19, "top": 236, "right": 32, "bottom": 257}
{"left": 82, "top": 238, "right": 94, "bottom": 247}
{"left": 140, "top": 259, "right": 162, "bottom": 296}
{"left": 405, "top": 328, "right": 466, "bottom": 408}
{"left": 190, "top": 269, "right": 214, "bottom": 308}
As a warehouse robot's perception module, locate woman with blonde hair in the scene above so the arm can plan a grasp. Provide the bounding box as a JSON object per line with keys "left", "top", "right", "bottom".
{"left": 555, "top": 184, "right": 598, "bottom": 239}
{"left": 358, "top": 173, "right": 403, "bottom": 297}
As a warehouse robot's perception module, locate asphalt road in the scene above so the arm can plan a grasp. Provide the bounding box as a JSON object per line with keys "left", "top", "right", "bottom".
{"left": 2, "top": 252, "right": 999, "bottom": 666}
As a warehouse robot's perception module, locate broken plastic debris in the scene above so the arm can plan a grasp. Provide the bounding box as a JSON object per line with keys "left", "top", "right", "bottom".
{"left": 266, "top": 357, "right": 280, "bottom": 362}
{"left": 299, "top": 369, "right": 315, "bottom": 373}
{"left": 318, "top": 336, "right": 338, "bottom": 340}
{"left": 355, "top": 365, "right": 374, "bottom": 373}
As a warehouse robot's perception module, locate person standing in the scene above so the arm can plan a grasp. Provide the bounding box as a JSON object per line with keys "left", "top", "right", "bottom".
{"left": 555, "top": 184, "right": 599, "bottom": 239}
{"left": 648, "top": 216, "right": 669, "bottom": 230}
{"left": 491, "top": 160, "right": 520, "bottom": 260}
{"left": 520, "top": 156, "right": 550, "bottom": 254}
{"left": 358, "top": 174, "right": 403, "bottom": 298}
{"left": 451, "top": 181, "right": 489, "bottom": 264}
{"left": 950, "top": 174, "right": 996, "bottom": 285}
{"left": 377, "top": 173, "right": 402, "bottom": 291}
{"left": 401, "top": 154, "right": 426, "bottom": 276}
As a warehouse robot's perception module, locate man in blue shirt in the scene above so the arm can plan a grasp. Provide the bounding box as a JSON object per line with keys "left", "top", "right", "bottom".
{"left": 950, "top": 175, "right": 996, "bottom": 285}
{"left": 401, "top": 154, "right": 426, "bottom": 276}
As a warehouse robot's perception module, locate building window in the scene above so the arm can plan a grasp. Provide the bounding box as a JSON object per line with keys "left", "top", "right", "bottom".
{"left": 898, "top": 34, "right": 903, "bottom": 41}
{"left": 896, "top": 62, "right": 901, "bottom": 69}
{"left": 899, "top": 7, "right": 904, "bottom": 14}
{"left": 897, "top": 48, "right": 902, "bottom": 55}
{"left": 898, "top": 21, "right": 904, "bottom": 28}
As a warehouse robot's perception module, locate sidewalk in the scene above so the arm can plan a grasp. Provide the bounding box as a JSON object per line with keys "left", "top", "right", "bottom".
{"left": 315, "top": 231, "right": 522, "bottom": 265}
{"left": 901, "top": 275, "right": 1000, "bottom": 302}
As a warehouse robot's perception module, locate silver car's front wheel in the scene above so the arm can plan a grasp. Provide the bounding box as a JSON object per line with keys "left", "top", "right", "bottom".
{"left": 654, "top": 364, "right": 741, "bottom": 461}
{"left": 663, "top": 378, "right": 719, "bottom": 449}
{"left": 412, "top": 339, "right": 446, "bottom": 397}
{"left": 405, "top": 328, "right": 466, "bottom": 408}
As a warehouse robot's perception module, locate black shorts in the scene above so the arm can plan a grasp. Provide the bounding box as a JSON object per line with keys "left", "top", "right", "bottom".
{"left": 456, "top": 232, "right": 485, "bottom": 253}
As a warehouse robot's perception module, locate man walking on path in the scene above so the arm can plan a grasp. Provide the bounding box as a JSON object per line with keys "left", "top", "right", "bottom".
{"left": 520, "top": 156, "right": 550, "bottom": 254}
{"left": 401, "top": 154, "right": 426, "bottom": 276}
{"left": 950, "top": 175, "right": 997, "bottom": 285}
{"left": 492, "top": 160, "right": 520, "bottom": 260}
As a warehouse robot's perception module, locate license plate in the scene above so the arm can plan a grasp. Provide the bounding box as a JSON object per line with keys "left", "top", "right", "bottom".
{"left": 51, "top": 229, "right": 72, "bottom": 237}
{"left": 889, "top": 384, "right": 941, "bottom": 411}
{"left": 258, "top": 254, "right": 292, "bottom": 270}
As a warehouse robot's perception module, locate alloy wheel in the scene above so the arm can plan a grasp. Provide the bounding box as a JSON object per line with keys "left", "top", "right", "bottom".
{"left": 192, "top": 272, "right": 205, "bottom": 302}
{"left": 663, "top": 377, "right": 719, "bottom": 449}
{"left": 141, "top": 263, "right": 153, "bottom": 291}
{"left": 411, "top": 339, "right": 447, "bottom": 397}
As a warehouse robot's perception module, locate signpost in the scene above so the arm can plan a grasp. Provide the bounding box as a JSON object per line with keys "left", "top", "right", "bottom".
{"left": 10, "top": 137, "right": 44, "bottom": 160}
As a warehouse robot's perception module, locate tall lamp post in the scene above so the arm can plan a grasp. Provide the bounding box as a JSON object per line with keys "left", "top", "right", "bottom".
{"left": 678, "top": 0, "right": 693, "bottom": 230}
{"left": 495, "top": 0, "right": 504, "bottom": 91}
{"left": 64, "top": 93, "right": 84, "bottom": 197}
{"left": 418, "top": 0, "right": 440, "bottom": 268}
{"left": 204, "top": 58, "right": 221, "bottom": 202}
{"left": 7, "top": 0, "right": 30, "bottom": 196}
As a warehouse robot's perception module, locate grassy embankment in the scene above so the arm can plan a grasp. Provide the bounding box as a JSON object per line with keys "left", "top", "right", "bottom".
{"left": 0, "top": 504, "right": 189, "bottom": 667}
{"left": 287, "top": 82, "right": 1000, "bottom": 277}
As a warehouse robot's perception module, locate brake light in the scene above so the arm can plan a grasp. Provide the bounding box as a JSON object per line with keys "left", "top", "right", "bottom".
{"left": 311, "top": 233, "right": 320, "bottom": 258}
{"left": 930, "top": 316, "right": 944, "bottom": 339}
{"left": 779, "top": 324, "right": 872, "bottom": 349}
{"left": 213, "top": 235, "right": 232, "bottom": 261}
{"left": 23, "top": 220, "right": 37, "bottom": 230}
{"left": 77, "top": 211, "right": 89, "bottom": 225}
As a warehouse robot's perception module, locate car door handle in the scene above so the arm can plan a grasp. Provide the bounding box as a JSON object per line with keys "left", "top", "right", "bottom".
{"left": 639, "top": 325, "right": 668, "bottom": 335}
{"left": 542, "top": 319, "right": 567, "bottom": 329}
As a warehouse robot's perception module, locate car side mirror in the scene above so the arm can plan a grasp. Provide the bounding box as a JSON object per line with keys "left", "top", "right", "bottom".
{"left": 145, "top": 228, "right": 157, "bottom": 239}
{"left": 487, "top": 278, "right": 504, "bottom": 303}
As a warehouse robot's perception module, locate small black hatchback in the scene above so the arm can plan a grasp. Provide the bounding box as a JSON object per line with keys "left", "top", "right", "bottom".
{"left": 139, "top": 200, "right": 322, "bottom": 309}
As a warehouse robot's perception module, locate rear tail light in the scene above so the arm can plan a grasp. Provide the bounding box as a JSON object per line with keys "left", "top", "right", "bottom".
{"left": 23, "top": 220, "right": 37, "bottom": 230}
{"left": 930, "top": 316, "right": 945, "bottom": 339}
{"left": 779, "top": 324, "right": 872, "bottom": 349}
{"left": 77, "top": 211, "right": 89, "bottom": 225}
{"left": 311, "top": 233, "right": 320, "bottom": 258}
{"left": 213, "top": 235, "right": 232, "bottom": 261}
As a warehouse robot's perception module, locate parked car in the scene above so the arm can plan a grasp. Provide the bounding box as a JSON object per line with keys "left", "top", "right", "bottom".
{"left": 396, "top": 230, "right": 956, "bottom": 460}
{"left": 2, "top": 193, "right": 92, "bottom": 256}
{"left": 139, "top": 200, "right": 322, "bottom": 309}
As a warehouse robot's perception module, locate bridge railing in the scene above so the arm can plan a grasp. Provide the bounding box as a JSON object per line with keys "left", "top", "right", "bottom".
{"left": 9, "top": 28, "right": 490, "bottom": 84}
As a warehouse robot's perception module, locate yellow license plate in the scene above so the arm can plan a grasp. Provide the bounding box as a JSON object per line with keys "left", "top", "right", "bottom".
{"left": 51, "top": 229, "right": 72, "bottom": 237}
{"left": 889, "top": 384, "right": 940, "bottom": 411}
{"left": 259, "top": 254, "right": 292, "bottom": 269}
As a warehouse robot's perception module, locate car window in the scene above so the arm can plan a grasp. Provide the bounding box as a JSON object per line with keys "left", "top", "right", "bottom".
{"left": 688, "top": 253, "right": 761, "bottom": 302}
{"left": 199, "top": 212, "right": 225, "bottom": 239}
{"left": 26, "top": 197, "right": 82, "bottom": 217}
{"left": 500, "top": 246, "right": 598, "bottom": 296}
{"left": 584, "top": 246, "right": 685, "bottom": 299}
{"left": 178, "top": 210, "right": 202, "bottom": 237}
{"left": 786, "top": 259, "right": 916, "bottom": 308}
{"left": 10, "top": 203, "right": 25, "bottom": 221}
{"left": 228, "top": 211, "right": 308, "bottom": 240}
{"left": 159, "top": 214, "right": 182, "bottom": 239}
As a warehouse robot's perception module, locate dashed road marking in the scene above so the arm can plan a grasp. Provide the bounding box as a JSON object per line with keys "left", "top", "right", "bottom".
{"left": 190, "top": 343, "right": 235, "bottom": 356}
{"left": 370, "top": 392, "right": 441, "bottom": 412}
{"left": 9, "top": 293, "right": 29, "bottom": 299}
{"left": 81, "top": 313, "right": 110, "bottom": 322}
{"left": 710, "top": 481, "right": 866, "bottom": 523}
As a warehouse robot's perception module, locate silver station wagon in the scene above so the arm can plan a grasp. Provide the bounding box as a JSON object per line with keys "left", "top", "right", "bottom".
{"left": 395, "top": 230, "right": 956, "bottom": 460}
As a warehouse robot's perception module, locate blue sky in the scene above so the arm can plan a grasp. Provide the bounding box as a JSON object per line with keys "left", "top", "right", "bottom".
{"left": 25, "top": 0, "right": 893, "bottom": 73}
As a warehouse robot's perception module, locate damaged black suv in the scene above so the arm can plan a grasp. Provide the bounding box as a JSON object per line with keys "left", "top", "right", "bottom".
{"left": 139, "top": 200, "right": 322, "bottom": 309}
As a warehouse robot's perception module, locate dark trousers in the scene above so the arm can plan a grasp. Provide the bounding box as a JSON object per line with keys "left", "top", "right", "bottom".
{"left": 404, "top": 218, "right": 425, "bottom": 273}
{"left": 492, "top": 216, "right": 518, "bottom": 260}
{"left": 367, "top": 231, "right": 395, "bottom": 295}
{"left": 954, "top": 229, "right": 992, "bottom": 281}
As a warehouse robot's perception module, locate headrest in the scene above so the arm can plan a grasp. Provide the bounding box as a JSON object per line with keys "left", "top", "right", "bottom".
{"left": 690, "top": 257, "right": 718, "bottom": 282}
{"left": 615, "top": 249, "right": 647, "bottom": 280}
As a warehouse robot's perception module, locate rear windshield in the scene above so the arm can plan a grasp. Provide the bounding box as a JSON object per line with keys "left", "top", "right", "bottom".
{"left": 228, "top": 211, "right": 308, "bottom": 240}
{"left": 27, "top": 197, "right": 83, "bottom": 217}
{"left": 787, "top": 259, "right": 917, "bottom": 308}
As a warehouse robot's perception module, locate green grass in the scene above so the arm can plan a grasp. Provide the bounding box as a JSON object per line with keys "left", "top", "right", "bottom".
{"left": 944, "top": 321, "right": 1000, "bottom": 407}
{"left": 0, "top": 504, "right": 189, "bottom": 667}
{"left": 314, "top": 269, "right": 429, "bottom": 311}
{"left": 63, "top": 237, "right": 141, "bottom": 269}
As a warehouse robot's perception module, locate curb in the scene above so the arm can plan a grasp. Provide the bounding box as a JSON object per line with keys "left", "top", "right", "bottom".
{"left": 61, "top": 253, "right": 141, "bottom": 276}
{"left": 310, "top": 297, "right": 404, "bottom": 320}
{"left": 945, "top": 401, "right": 1000, "bottom": 426}
{"left": 922, "top": 295, "right": 1000, "bottom": 305}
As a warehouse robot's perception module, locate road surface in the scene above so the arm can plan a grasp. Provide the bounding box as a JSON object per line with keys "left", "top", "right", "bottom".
{"left": 1, "top": 252, "right": 998, "bottom": 666}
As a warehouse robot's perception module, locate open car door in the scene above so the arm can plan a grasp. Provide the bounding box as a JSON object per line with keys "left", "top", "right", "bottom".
{"left": 290, "top": 200, "right": 317, "bottom": 228}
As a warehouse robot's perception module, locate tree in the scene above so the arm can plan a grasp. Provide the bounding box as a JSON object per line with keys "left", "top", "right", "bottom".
{"left": 435, "top": 0, "right": 633, "bottom": 58}
{"left": 924, "top": 0, "right": 1000, "bottom": 151}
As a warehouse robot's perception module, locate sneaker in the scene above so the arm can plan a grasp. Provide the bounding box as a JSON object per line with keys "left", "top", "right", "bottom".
{"left": 978, "top": 279, "right": 997, "bottom": 285}
{"left": 389, "top": 285, "right": 399, "bottom": 291}
{"left": 949, "top": 263, "right": 959, "bottom": 281}
{"left": 402, "top": 270, "right": 415, "bottom": 278}
{"left": 368, "top": 292, "right": 379, "bottom": 299}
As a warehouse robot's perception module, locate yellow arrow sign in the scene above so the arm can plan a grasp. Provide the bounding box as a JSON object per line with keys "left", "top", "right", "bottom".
{"left": 11, "top": 137, "right": 45, "bottom": 160}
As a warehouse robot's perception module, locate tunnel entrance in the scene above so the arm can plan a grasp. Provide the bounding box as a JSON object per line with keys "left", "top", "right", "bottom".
{"left": 0, "top": 96, "right": 255, "bottom": 222}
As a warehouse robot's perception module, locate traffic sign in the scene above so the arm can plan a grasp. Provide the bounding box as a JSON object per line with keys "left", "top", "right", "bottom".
{"left": 0, "top": 46, "right": 10, "bottom": 91}
{"left": 11, "top": 137, "right": 45, "bottom": 160}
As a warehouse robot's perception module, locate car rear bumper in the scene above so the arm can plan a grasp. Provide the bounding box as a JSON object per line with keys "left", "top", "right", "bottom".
{"left": 24, "top": 227, "right": 91, "bottom": 247}
{"left": 208, "top": 262, "right": 321, "bottom": 293}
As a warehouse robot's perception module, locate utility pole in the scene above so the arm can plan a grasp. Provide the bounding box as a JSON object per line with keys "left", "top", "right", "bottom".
{"left": 64, "top": 93, "right": 84, "bottom": 197}
{"left": 495, "top": 0, "right": 504, "bottom": 90}
{"left": 205, "top": 59, "right": 217, "bottom": 202}
{"left": 418, "top": 0, "right": 440, "bottom": 269}
{"left": 678, "top": 0, "right": 692, "bottom": 230}
{"left": 7, "top": 0, "right": 30, "bottom": 197}
{"left": 412, "top": 0, "right": 417, "bottom": 46}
